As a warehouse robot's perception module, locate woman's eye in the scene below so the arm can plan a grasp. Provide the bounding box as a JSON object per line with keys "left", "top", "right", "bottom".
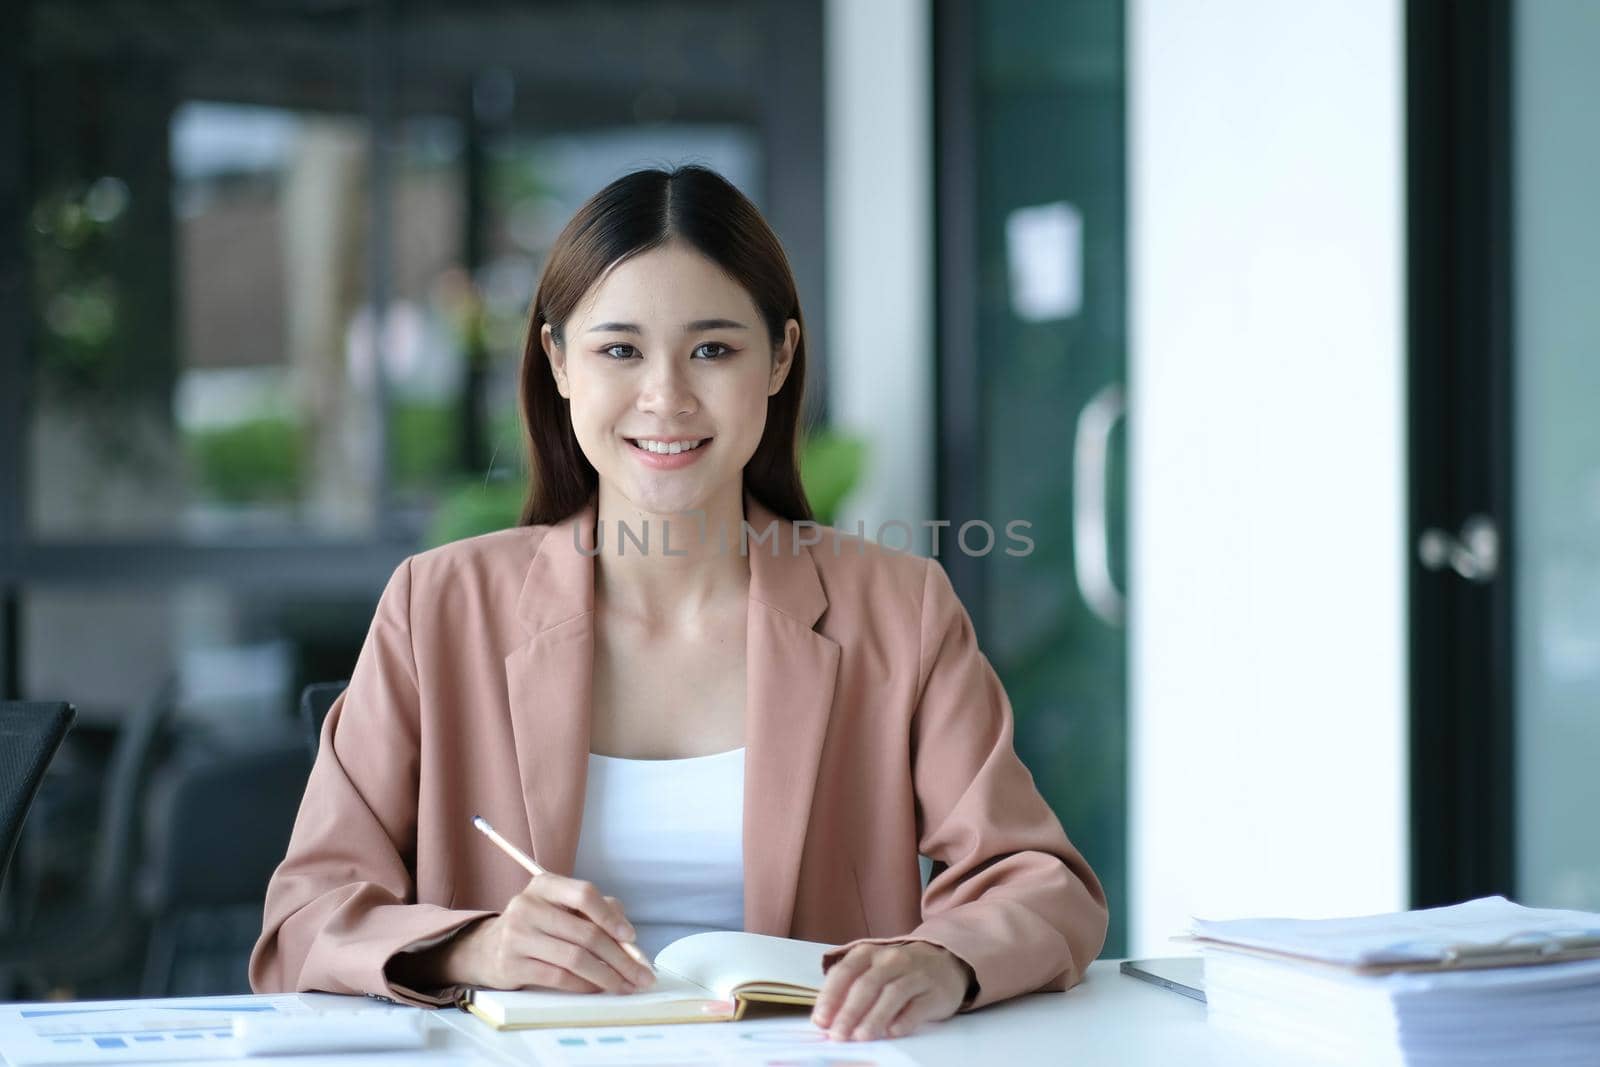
{"left": 599, "top": 342, "right": 728, "bottom": 360}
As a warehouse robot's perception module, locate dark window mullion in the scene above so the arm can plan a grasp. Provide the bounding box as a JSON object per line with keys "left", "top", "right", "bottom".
{"left": 932, "top": 0, "right": 986, "bottom": 621}
{"left": 2, "top": 5, "right": 30, "bottom": 700}
{"left": 367, "top": 0, "right": 396, "bottom": 518}
{"left": 5, "top": 540, "right": 415, "bottom": 592}
{"left": 1407, "top": 0, "right": 1516, "bottom": 908}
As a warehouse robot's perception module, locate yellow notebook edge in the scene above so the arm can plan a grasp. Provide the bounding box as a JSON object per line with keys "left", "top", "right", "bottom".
{"left": 459, "top": 997, "right": 742, "bottom": 1032}
{"left": 455, "top": 986, "right": 819, "bottom": 1032}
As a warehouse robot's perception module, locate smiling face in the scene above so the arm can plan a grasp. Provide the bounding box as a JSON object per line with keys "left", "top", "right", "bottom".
{"left": 541, "top": 239, "right": 798, "bottom": 521}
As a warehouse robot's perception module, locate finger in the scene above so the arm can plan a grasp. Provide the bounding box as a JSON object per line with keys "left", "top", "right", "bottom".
{"left": 530, "top": 876, "right": 635, "bottom": 941}
{"left": 827, "top": 949, "right": 907, "bottom": 1040}
{"left": 884, "top": 991, "right": 935, "bottom": 1038}
{"left": 849, "top": 974, "right": 924, "bottom": 1041}
{"left": 518, "top": 929, "right": 638, "bottom": 994}
{"left": 503, "top": 954, "right": 603, "bottom": 994}
{"left": 501, "top": 892, "right": 641, "bottom": 992}
{"left": 530, "top": 898, "right": 654, "bottom": 988}
{"left": 601, "top": 896, "right": 638, "bottom": 943}
{"left": 812, "top": 946, "right": 875, "bottom": 1028}
{"left": 601, "top": 895, "right": 652, "bottom": 979}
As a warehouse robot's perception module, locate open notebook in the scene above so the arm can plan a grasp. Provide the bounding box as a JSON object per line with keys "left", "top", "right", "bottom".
{"left": 460, "top": 931, "right": 831, "bottom": 1030}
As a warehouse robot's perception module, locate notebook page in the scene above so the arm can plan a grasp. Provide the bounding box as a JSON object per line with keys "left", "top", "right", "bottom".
{"left": 1192, "top": 896, "right": 1600, "bottom": 966}
{"left": 654, "top": 932, "right": 832, "bottom": 1000}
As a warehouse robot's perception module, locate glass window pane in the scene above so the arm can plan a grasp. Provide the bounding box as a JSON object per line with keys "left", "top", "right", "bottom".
{"left": 26, "top": 4, "right": 376, "bottom": 539}
{"left": 1513, "top": 0, "right": 1600, "bottom": 909}
{"left": 21, "top": 584, "right": 372, "bottom": 731}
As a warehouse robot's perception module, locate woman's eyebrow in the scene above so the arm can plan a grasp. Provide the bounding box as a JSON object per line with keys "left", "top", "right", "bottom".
{"left": 586, "top": 319, "right": 751, "bottom": 334}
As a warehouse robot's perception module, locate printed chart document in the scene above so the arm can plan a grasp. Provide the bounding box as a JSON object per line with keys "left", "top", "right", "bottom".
{"left": 512, "top": 1016, "right": 923, "bottom": 1067}
{"left": 0, "top": 995, "right": 474, "bottom": 1066}
{"left": 0, "top": 995, "right": 311, "bottom": 1064}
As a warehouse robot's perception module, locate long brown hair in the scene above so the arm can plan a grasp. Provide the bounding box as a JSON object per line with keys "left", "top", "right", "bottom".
{"left": 517, "top": 165, "right": 815, "bottom": 528}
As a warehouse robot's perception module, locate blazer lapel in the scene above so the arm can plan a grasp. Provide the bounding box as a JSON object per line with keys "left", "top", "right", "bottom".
{"left": 504, "top": 494, "right": 599, "bottom": 876}
{"left": 501, "top": 487, "right": 841, "bottom": 940}
{"left": 741, "top": 491, "right": 840, "bottom": 937}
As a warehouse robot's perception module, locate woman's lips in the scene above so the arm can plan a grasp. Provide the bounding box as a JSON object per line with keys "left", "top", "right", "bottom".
{"left": 626, "top": 437, "right": 712, "bottom": 470}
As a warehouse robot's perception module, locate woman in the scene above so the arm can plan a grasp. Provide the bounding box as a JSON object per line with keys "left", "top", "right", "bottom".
{"left": 250, "top": 165, "right": 1108, "bottom": 1042}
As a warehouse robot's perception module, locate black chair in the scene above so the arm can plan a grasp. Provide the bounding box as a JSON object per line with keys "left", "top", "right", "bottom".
{"left": 124, "top": 681, "right": 337, "bottom": 995}
{"left": 0, "top": 702, "right": 77, "bottom": 886}
{"left": 0, "top": 678, "right": 178, "bottom": 998}
{"left": 297, "top": 681, "right": 348, "bottom": 763}
{"left": 136, "top": 732, "right": 311, "bottom": 996}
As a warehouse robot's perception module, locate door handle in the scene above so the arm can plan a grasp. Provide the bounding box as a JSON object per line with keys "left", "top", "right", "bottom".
{"left": 1073, "top": 382, "right": 1126, "bottom": 627}
{"left": 1417, "top": 514, "right": 1500, "bottom": 582}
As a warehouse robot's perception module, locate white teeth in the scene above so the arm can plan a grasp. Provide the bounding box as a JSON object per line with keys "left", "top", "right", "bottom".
{"left": 633, "top": 438, "right": 705, "bottom": 455}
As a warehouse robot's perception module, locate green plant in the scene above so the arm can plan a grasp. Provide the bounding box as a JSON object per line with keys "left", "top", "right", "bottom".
{"left": 424, "top": 477, "right": 527, "bottom": 547}
{"left": 184, "top": 415, "right": 301, "bottom": 503}
{"left": 797, "top": 428, "right": 867, "bottom": 527}
{"left": 31, "top": 179, "right": 127, "bottom": 403}
{"left": 389, "top": 400, "right": 460, "bottom": 489}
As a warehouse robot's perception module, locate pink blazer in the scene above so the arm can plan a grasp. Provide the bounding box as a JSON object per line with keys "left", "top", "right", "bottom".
{"left": 249, "top": 487, "right": 1108, "bottom": 1011}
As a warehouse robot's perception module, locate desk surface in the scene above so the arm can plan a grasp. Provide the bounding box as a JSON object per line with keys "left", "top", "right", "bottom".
{"left": 865, "top": 958, "right": 1280, "bottom": 1066}
{"left": 2, "top": 960, "right": 1296, "bottom": 1066}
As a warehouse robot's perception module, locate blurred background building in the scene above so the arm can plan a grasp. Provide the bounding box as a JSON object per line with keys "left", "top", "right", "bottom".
{"left": 1, "top": 0, "right": 1596, "bottom": 1002}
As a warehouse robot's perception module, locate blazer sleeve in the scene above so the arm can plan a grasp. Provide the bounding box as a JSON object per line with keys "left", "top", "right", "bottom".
{"left": 248, "top": 556, "right": 497, "bottom": 1007}
{"left": 820, "top": 555, "right": 1110, "bottom": 1010}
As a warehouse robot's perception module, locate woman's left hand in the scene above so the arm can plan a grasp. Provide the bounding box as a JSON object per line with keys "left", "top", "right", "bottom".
{"left": 809, "top": 941, "right": 974, "bottom": 1041}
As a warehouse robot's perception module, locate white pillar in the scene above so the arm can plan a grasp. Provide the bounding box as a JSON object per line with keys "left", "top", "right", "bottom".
{"left": 823, "top": 0, "right": 934, "bottom": 548}
{"left": 1128, "top": 0, "right": 1409, "bottom": 952}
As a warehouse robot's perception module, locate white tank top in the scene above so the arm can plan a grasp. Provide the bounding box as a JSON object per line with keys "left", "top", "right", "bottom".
{"left": 568, "top": 747, "right": 746, "bottom": 960}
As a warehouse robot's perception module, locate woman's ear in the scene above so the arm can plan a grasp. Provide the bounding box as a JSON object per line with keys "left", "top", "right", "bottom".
{"left": 542, "top": 323, "right": 568, "bottom": 398}
{"left": 769, "top": 318, "right": 800, "bottom": 396}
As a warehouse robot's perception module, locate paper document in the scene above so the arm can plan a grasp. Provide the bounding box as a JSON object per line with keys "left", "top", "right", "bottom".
{"left": 1193, "top": 897, "right": 1600, "bottom": 1067}
{"left": 1192, "top": 895, "right": 1600, "bottom": 967}
{"left": 0, "top": 995, "right": 311, "bottom": 1064}
{"left": 513, "top": 1016, "right": 923, "bottom": 1067}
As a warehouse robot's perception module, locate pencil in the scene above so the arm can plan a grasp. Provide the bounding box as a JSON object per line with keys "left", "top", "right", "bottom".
{"left": 470, "top": 815, "right": 655, "bottom": 974}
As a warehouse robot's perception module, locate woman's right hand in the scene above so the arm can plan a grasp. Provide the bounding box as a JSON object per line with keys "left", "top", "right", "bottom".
{"left": 423, "top": 875, "right": 657, "bottom": 994}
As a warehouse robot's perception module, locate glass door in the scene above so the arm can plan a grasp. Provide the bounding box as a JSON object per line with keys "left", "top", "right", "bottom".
{"left": 935, "top": 0, "right": 1129, "bottom": 953}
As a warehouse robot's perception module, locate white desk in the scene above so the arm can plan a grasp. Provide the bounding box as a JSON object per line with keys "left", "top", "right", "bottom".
{"left": 1, "top": 961, "right": 1299, "bottom": 1066}
{"left": 848, "top": 959, "right": 1283, "bottom": 1066}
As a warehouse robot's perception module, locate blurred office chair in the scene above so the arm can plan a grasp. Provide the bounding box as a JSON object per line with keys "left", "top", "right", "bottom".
{"left": 297, "top": 680, "right": 347, "bottom": 762}
{"left": 0, "top": 702, "right": 77, "bottom": 886}
{"left": 0, "top": 678, "right": 178, "bottom": 998}
{"left": 136, "top": 731, "right": 309, "bottom": 996}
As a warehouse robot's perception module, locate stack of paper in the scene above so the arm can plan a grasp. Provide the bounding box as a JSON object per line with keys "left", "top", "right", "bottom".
{"left": 1191, "top": 896, "right": 1600, "bottom": 1066}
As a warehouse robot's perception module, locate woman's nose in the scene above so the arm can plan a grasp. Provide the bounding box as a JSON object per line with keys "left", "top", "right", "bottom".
{"left": 637, "top": 359, "right": 696, "bottom": 417}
